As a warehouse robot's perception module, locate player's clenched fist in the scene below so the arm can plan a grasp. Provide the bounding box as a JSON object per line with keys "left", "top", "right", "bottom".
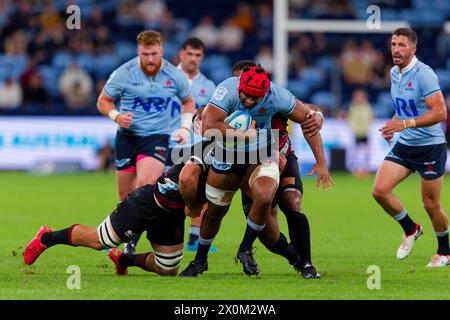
{"left": 116, "top": 112, "right": 133, "bottom": 129}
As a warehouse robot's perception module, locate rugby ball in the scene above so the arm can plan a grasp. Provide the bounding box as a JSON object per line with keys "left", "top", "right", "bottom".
{"left": 223, "top": 110, "right": 252, "bottom": 148}
{"left": 224, "top": 110, "right": 252, "bottom": 131}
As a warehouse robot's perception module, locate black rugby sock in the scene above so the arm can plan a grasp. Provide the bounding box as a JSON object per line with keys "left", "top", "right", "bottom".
{"left": 118, "top": 252, "right": 150, "bottom": 269}
{"left": 266, "top": 232, "right": 299, "bottom": 265}
{"left": 41, "top": 225, "right": 78, "bottom": 247}
{"left": 281, "top": 207, "right": 312, "bottom": 264}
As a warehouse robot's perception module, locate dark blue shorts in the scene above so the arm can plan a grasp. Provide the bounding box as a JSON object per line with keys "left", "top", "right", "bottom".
{"left": 115, "top": 131, "right": 169, "bottom": 171}
{"left": 210, "top": 144, "right": 276, "bottom": 176}
{"left": 385, "top": 142, "right": 447, "bottom": 180}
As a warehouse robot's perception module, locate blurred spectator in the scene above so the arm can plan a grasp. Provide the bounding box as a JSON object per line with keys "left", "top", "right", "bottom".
{"left": 340, "top": 40, "right": 378, "bottom": 87}
{"left": 93, "top": 26, "right": 113, "bottom": 55}
{"left": 97, "top": 139, "right": 115, "bottom": 172}
{"left": 39, "top": 3, "right": 62, "bottom": 32}
{"left": 190, "top": 16, "right": 218, "bottom": 49}
{"left": 4, "top": 30, "right": 28, "bottom": 56}
{"left": 254, "top": 46, "right": 273, "bottom": 73}
{"left": 255, "top": 3, "right": 273, "bottom": 44}
{"left": 289, "top": 34, "right": 316, "bottom": 75}
{"left": 436, "top": 26, "right": 450, "bottom": 62}
{"left": 347, "top": 89, "right": 373, "bottom": 178}
{"left": 116, "top": 0, "right": 140, "bottom": 26}
{"left": 22, "top": 71, "right": 51, "bottom": 113}
{"left": 231, "top": 2, "right": 255, "bottom": 33}
{"left": 58, "top": 63, "right": 93, "bottom": 113}
{"left": 138, "top": 0, "right": 167, "bottom": 26}
{"left": 0, "top": 78, "right": 23, "bottom": 111}
{"left": 217, "top": 19, "right": 244, "bottom": 53}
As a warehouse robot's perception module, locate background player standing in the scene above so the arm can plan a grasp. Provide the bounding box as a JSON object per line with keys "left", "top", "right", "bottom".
{"left": 97, "top": 30, "right": 195, "bottom": 201}
{"left": 124, "top": 38, "right": 216, "bottom": 254}
{"left": 372, "top": 28, "right": 449, "bottom": 267}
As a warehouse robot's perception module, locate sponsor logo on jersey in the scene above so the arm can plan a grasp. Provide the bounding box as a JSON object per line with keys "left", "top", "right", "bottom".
{"left": 213, "top": 86, "right": 228, "bottom": 101}
{"left": 116, "top": 158, "right": 131, "bottom": 168}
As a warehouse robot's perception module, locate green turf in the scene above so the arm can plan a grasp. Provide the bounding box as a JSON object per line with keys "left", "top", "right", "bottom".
{"left": 1, "top": 171, "right": 449, "bottom": 300}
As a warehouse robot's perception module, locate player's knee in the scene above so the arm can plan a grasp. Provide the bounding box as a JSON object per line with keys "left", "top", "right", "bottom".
{"left": 281, "top": 189, "right": 302, "bottom": 211}
{"left": 371, "top": 186, "right": 388, "bottom": 202}
{"left": 252, "top": 179, "right": 277, "bottom": 206}
{"left": 153, "top": 249, "right": 183, "bottom": 276}
{"left": 423, "top": 199, "right": 441, "bottom": 213}
{"left": 249, "top": 162, "right": 279, "bottom": 190}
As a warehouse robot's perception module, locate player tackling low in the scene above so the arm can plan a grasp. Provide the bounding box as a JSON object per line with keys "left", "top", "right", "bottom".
{"left": 373, "top": 28, "right": 449, "bottom": 267}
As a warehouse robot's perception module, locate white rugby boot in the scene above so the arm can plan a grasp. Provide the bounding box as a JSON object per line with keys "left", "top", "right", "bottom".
{"left": 396, "top": 224, "right": 423, "bottom": 259}
{"left": 426, "top": 254, "right": 450, "bottom": 268}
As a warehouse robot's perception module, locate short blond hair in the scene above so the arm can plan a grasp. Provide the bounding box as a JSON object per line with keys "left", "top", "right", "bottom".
{"left": 136, "top": 30, "right": 163, "bottom": 46}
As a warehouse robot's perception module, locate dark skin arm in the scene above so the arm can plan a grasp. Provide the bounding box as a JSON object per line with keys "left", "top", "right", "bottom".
{"left": 288, "top": 99, "right": 334, "bottom": 190}
{"left": 301, "top": 102, "right": 324, "bottom": 137}
{"left": 178, "top": 161, "right": 206, "bottom": 217}
{"left": 202, "top": 104, "right": 256, "bottom": 141}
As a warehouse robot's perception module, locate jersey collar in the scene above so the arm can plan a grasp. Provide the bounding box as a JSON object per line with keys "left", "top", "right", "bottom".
{"left": 177, "top": 64, "right": 200, "bottom": 86}
{"left": 396, "top": 55, "right": 417, "bottom": 74}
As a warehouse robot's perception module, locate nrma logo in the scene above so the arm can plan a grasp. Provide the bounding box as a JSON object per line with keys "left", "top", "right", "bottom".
{"left": 132, "top": 96, "right": 172, "bottom": 112}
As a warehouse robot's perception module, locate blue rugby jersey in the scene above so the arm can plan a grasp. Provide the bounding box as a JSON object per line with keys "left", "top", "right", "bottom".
{"left": 208, "top": 76, "right": 296, "bottom": 152}
{"left": 104, "top": 58, "right": 191, "bottom": 137}
{"left": 390, "top": 56, "right": 446, "bottom": 146}
{"left": 169, "top": 69, "right": 215, "bottom": 147}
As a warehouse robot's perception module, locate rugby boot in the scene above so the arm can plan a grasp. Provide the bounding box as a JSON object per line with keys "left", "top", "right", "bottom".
{"left": 23, "top": 225, "right": 53, "bottom": 265}
{"left": 178, "top": 260, "right": 208, "bottom": 277}
{"left": 236, "top": 248, "right": 260, "bottom": 276}
{"left": 108, "top": 248, "right": 128, "bottom": 275}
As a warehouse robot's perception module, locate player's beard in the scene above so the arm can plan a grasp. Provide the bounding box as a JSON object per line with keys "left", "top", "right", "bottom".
{"left": 393, "top": 52, "right": 412, "bottom": 68}
{"left": 140, "top": 58, "right": 162, "bottom": 77}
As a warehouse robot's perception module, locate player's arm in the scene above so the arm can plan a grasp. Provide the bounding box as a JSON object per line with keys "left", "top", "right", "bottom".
{"left": 179, "top": 161, "right": 205, "bottom": 217}
{"left": 381, "top": 92, "right": 447, "bottom": 135}
{"left": 97, "top": 91, "right": 133, "bottom": 128}
{"left": 287, "top": 99, "right": 334, "bottom": 190}
{"left": 301, "top": 102, "right": 325, "bottom": 136}
{"left": 180, "top": 95, "right": 196, "bottom": 129}
{"left": 202, "top": 103, "right": 256, "bottom": 140}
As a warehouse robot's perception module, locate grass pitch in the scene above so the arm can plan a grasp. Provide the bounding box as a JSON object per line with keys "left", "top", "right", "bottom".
{"left": 1, "top": 171, "right": 449, "bottom": 300}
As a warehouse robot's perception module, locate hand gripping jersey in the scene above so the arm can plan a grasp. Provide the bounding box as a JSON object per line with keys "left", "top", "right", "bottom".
{"left": 104, "top": 58, "right": 191, "bottom": 137}
{"left": 390, "top": 56, "right": 446, "bottom": 146}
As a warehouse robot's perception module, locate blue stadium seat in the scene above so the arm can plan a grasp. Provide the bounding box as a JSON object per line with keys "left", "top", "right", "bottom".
{"left": 115, "top": 41, "right": 136, "bottom": 62}
{"left": 375, "top": 92, "right": 394, "bottom": 118}
{"left": 310, "top": 90, "right": 336, "bottom": 110}
{"left": 52, "top": 51, "right": 73, "bottom": 71}
{"left": 77, "top": 53, "right": 96, "bottom": 74}
{"left": 95, "top": 53, "right": 120, "bottom": 79}
{"left": 39, "top": 65, "right": 60, "bottom": 97}
{"left": 299, "top": 67, "right": 326, "bottom": 89}
{"left": 435, "top": 69, "right": 450, "bottom": 90}
{"left": 287, "top": 79, "right": 311, "bottom": 100}
{"left": 207, "top": 66, "right": 230, "bottom": 84}
{"left": 201, "top": 55, "right": 231, "bottom": 74}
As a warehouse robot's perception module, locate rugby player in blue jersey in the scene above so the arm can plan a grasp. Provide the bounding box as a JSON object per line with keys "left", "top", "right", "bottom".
{"left": 124, "top": 38, "right": 217, "bottom": 254}
{"left": 179, "top": 65, "right": 332, "bottom": 276}
{"left": 96, "top": 30, "right": 195, "bottom": 201}
{"left": 372, "top": 28, "right": 449, "bottom": 267}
